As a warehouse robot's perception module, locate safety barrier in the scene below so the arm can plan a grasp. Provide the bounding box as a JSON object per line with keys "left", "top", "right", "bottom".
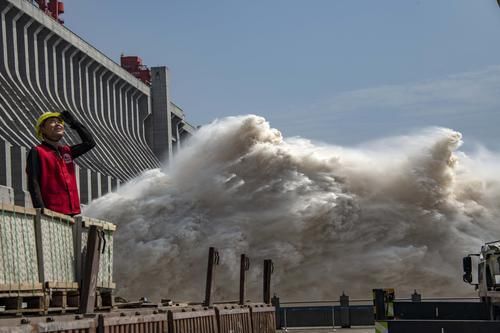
{"left": 249, "top": 304, "right": 275, "bottom": 333}
{"left": 379, "top": 319, "right": 500, "bottom": 333}
{"left": 98, "top": 309, "right": 168, "bottom": 333}
{"left": 80, "top": 217, "right": 116, "bottom": 290}
{"left": 38, "top": 209, "right": 76, "bottom": 287}
{"left": 0, "top": 204, "right": 40, "bottom": 291}
{"left": 0, "top": 314, "right": 97, "bottom": 333}
{"left": 0, "top": 304, "right": 275, "bottom": 332}
{"left": 0, "top": 204, "right": 116, "bottom": 314}
{"left": 0, "top": 204, "right": 116, "bottom": 291}
{"left": 277, "top": 305, "right": 374, "bottom": 328}
{"left": 215, "top": 304, "right": 252, "bottom": 333}
{"left": 1, "top": 241, "right": 277, "bottom": 333}
{"left": 0, "top": 310, "right": 169, "bottom": 333}
{"left": 168, "top": 306, "right": 219, "bottom": 333}
{"left": 394, "top": 301, "right": 489, "bottom": 320}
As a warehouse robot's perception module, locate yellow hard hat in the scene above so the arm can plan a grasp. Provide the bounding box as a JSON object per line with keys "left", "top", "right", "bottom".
{"left": 35, "top": 112, "right": 64, "bottom": 140}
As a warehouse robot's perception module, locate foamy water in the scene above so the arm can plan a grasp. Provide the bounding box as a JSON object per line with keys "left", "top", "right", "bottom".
{"left": 85, "top": 115, "right": 500, "bottom": 302}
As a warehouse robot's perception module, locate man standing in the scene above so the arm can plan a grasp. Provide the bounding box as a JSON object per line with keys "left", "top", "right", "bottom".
{"left": 26, "top": 111, "right": 96, "bottom": 216}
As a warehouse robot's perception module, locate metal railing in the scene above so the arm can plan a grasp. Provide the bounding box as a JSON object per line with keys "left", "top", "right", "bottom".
{"left": 275, "top": 295, "right": 481, "bottom": 329}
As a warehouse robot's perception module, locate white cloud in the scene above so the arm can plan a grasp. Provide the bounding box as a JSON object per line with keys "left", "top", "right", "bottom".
{"left": 325, "top": 66, "right": 500, "bottom": 114}
{"left": 274, "top": 66, "right": 500, "bottom": 149}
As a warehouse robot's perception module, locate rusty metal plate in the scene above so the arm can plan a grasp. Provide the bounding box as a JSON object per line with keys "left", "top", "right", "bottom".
{"left": 248, "top": 304, "right": 275, "bottom": 333}
{"left": 99, "top": 312, "right": 168, "bottom": 333}
{"left": 0, "top": 315, "right": 97, "bottom": 333}
{"left": 214, "top": 304, "right": 252, "bottom": 333}
{"left": 168, "top": 307, "right": 218, "bottom": 333}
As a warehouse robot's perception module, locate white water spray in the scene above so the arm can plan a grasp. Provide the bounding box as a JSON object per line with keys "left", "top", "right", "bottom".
{"left": 86, "top": 115, "right": 500, "bottom": 302}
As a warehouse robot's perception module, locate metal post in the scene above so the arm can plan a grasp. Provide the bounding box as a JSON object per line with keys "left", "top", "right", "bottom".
{"left": 283, "top": 307, "right": 288, "bottom": 332}
{"left": 73, "top": 216, "right": 83, "bottom": 286}
{"left": 203, "top": 247, "right": 219, "bottom": 307}
{"left": 373, "top": 289, "right": 386, "bottom": 320}
{"left": 79, "top": 226, "right": 102, "bottom": 314}
{"left": 239, "top": 254, "right": 250, "bottom": 305}
{"left": 411, "top": 289, "right": 422, "bottom": 302}
{"left": 272, "top": 294, "right": 281, "bottom": 329}
{"left": 263, "top": 259, "right": 273, "bottom": 304}
{"left": 34, "top": 209, "right": 45, "bottom": 283}
{"left": 331, "top": 306, "right": 336, "bottom": 332}
{"left": 340, "top": 292, "right": 350, "bottom": 328}
{"left": 385, "top": 289, "right": 395, "bottom": 320}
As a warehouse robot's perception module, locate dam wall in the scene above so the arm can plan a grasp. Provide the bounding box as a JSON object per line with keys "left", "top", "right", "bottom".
{"left": 0, "top": 0, "right": 195, "bottom": 206}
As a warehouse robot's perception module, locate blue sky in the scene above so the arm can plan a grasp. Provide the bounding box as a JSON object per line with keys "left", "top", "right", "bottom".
{"left": 65, "top": 0, "right": 500, "bottom": 150}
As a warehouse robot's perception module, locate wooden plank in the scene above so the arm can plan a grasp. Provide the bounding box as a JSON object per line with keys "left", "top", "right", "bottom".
{"left": 20, "top": 206, "right": 37, "bottom": 216}
{"left": 169, "top": 307, "right": 218, "bottom": 319}
{"left": 0, "top": 308, "right": 44, "bottom": 314}
{"left": 41, "top": 208, "right": 75, "bottom": 224}
{"left": 14, "top": 205, "right": 36, "bottom": 216}
{"left": 0, "top": 283, "right": 43, "bottom": 291}
{"left": 99, "top": 313, "right": 167, "bottom": 332}
{"left": 97, "top": 282, "right": 116, "bottom": 289}
{"left": 67, "top": 290, "right": 80, "bottom": 308}
{"left": 38, "top": 318, "right": 97, "bottom": 331}
{"left": 45, "top": 281, "right": 79, "bottom": 290}
{"left": 0, "top": 291, "right": 44, "bottom": 297}
{"left": 0, "top": 202, "right": 17, "bottom": 214}
{"left": 49, "top": 290, "right": 67, "bottom": 309}
{"left": 82, "top": 217, "right": 116, "bottom": 231}
{"left": 0, "top": 314, "right": 94, "bottom": 327}
{"left": 34, "top": 208, "right": 45, "bottom": 284}
{"left": 0, "top": 293, "right": 46, "bottom": 315}
{"left": 100, "top": 290, "right": 113, "bottom": 307}
{"left": 79, "top": 225, "right": 101, "bottom": 314}
{"left": 73, "top": 216, "right": 83, "bottom": 287}
{"left": 0, "top": 203, "right": 37, "bottom": 216}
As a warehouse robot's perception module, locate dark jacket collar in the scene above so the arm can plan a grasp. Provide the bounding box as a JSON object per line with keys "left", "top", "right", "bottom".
{"left": 41, "top": 141, "right": 62, "bottom": 152}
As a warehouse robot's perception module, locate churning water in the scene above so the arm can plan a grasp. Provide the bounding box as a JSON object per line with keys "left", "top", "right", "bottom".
{"left": 85, "top": 115, "right": 500, "bottom": 302}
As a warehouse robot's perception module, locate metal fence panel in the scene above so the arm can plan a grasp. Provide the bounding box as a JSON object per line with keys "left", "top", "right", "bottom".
{"left": 280, "top": 306, "right": 332, "bottom": 327}
{"left": 341, "top": 306, "right": 374, "bottom": 326}
{"left": 249, "top": 304, "right": 275, "bottom": 333}
{"left": 394, "top": 302, "right": 489, "bottom": 320}
{"left": 99, "top": 310, "right": 168, "bottom": 333}
{"left": 168, "top": 307, "right": 218, "bottom": 333}
{"left": 386, "top": 319, "right": 500, "bottom": 333}
{"left": 279, "top": 305, "right": 374, "bottom": 328}
{"left": 214, "top": 305, "right": 252, "bottom": 333}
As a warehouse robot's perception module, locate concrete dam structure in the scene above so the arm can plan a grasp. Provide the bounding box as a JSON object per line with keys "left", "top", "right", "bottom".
{"left": 0, "top": 0, "right": 195, "bottom": 207}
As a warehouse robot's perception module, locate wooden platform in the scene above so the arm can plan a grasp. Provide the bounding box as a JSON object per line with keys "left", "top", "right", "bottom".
{"left": 0, "top": 290, "right": 45, "bottom": 315}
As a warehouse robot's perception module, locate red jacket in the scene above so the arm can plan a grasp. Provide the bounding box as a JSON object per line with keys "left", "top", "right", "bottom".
{"left": 26, "top": 122, "right": 95, "bottom": 216}
{"left": 35, "top": 144, "right": 81, "bottom": 215}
